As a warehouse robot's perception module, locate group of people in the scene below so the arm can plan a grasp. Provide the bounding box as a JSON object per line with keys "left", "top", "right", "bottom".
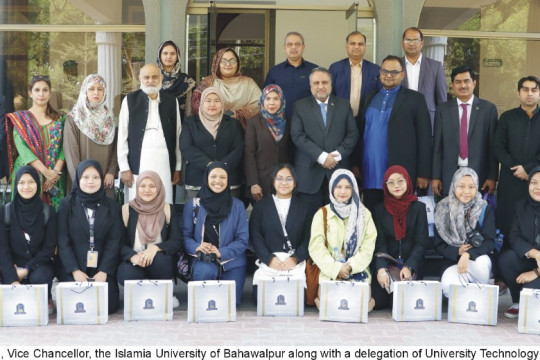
{"left": 1, "top": 27, "right": 540, "bottom": 321}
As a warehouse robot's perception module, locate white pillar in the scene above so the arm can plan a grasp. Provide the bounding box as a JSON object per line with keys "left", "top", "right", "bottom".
{"left": 96, "top": 32, "right": 122, "bottom": 115}
{"left": 423, "top": 37, "right": 448, "bottom": 64}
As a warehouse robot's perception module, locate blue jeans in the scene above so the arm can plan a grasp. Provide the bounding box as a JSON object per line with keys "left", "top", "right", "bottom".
{"left": 192, "top": 260, "right": 246, "bottom": 305}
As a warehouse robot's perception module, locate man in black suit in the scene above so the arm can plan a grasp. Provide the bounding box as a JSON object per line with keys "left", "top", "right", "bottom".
{"left": 355, "top": 55, "right": 432, "bottom": 212}
{"left": 290, "top": 67, "right": 359, "bottom": 214}
{"left": 432, "top": 66, "right": 498, "bottom": 197}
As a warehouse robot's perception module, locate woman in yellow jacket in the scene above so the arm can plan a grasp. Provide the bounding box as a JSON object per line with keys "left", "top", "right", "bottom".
{"left": 308, "top": 169, "right": 377, "bottom": 308}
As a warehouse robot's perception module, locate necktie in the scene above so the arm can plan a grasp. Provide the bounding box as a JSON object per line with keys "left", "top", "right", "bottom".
{"left": 320, "top": 103, "right": 327, "bottom": 126}
{"left": 460, "top": 103, "right": 468, "bottom": 160}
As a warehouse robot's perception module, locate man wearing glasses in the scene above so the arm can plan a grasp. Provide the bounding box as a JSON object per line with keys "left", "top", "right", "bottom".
{"left": 354, "top": 55, "right": 432, "bottom": 212}
{"left": 401, "top": 27, "right": 447, "bottom": 129}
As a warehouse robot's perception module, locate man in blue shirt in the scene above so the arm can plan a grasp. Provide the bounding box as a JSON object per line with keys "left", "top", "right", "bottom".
{"left": 264, "top": 32, "right": 318, "bottom": 119}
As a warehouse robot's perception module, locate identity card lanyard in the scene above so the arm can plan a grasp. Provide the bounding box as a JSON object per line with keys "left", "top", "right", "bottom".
{"left": 85, "top": 206, "right": 98, "bottom": 268}
{"left": 276, "top": 207, "right": 294, "bottom": 256}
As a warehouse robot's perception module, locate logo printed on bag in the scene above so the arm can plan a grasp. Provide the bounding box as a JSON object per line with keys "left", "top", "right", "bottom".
{"left": 338, "top": 299, "right": 349, "bottom": 310}
{"left": 275, "top": 295, "right": 287, "bottom": 305}
{"left": 14, "top": 303, "right": 26, "bottom": 315}
{"left": 206, "top": 300, "right": 217, "bottom": 311}
{"left": 414, "top": 298, "right": 425, "bottom": 310}
{"left": 75, "top": 302, "right": 86, "bottom": 313}
{"left": 143, "top": 298, "right": 155, "bottom": 310}
{"left": 466, "top": 301, "right": 478, "bottom": 312}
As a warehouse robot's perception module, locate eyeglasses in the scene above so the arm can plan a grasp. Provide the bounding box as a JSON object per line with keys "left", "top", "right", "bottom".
{"left": 403, "top": 39, "right": 421, "bottom": 44}
{"left": 31, "top": 75, "right": 50, "bottom": 81}
{"left": 381, "top": 69, "right": 403, "bottom": 77}
{"left": 220, "top": 59, "right": 238, "bottom": 65}
{"left": 275, "top": 177, "right": 294, "bottom": 183}
{"left": 386, "top": 179, "right": 406, "bottom": 187}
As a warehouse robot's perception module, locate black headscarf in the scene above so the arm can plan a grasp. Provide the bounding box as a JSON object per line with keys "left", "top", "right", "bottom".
{"left": 12, "top": 166, "right": 43, "bottom": 235}
{"left": 527, "top": 166, "right": 540, "bottom": 216}
{"left": 72, "top": 159, "right": 106, "bottom": 210}
{"left": 198, "top": 162, "right": 233, "bottom": 225}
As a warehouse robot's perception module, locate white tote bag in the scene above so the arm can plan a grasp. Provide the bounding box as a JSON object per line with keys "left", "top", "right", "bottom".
{"left": 518, "top": 288, "right": 540, "bottom": 334}
{"left": 448, "top": 283, "right": 498, "bottom": 326}
{"left": 187, "top": 280, "right": 236, "bottom": 323}
{"left": 252, "top": 252, "right": 306, "bottom": 285}
{"left": 0, "top": 284, "right": 48, "bottom": 327}
{"left": 392, "top": 280, "right": 442, "bottom": 321}
{"left": 318, "top": 280, "right": 369, "bottom": 323}
{"left": 257, "top": 276, "right": 304, "bottom": 317}
{"left": 124, "top": 280, "right": 173, "bottom": 321}
{"left": 56, "top": 282, "right": 108, "bottom": 325}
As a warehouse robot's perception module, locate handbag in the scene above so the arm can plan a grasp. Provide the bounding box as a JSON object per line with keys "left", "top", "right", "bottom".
{"left": 305, "top": 206, "right": 328, "bottom": 305}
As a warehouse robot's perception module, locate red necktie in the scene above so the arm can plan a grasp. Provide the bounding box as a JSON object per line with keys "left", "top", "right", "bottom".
{"left": 460, "top": 103, "right": 468, "bottom": 160}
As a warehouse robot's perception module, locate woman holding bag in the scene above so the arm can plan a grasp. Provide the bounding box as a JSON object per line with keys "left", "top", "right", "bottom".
{"left": 434, "top": 167, "right": 495, "bottom": 297}
{"left": 371, "top": 165, "right": 429, "bottom": 310}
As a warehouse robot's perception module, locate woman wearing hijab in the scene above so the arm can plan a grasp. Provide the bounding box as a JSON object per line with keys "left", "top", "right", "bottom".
{"left": 308, "top": 169, "right": 377, "bottom": 308}
{"left": 117, "top": 170, "right": 182, "bottom": 284}
{"left": 0, "top": 166, "right": 56, "bottom": 313}
{"left": 63, "top": 74, "right": 117, "bottom": 198}
{"left": 191, "top": 47, "right": 261, "bottom": 129}
{"left": 57, "top": 159, "right": 122, "bottom": 314}
{"left": 498, "top": 166, "right": 540, "bottom": 319}
{"left": 182, "top": 162, "right": 249, "bottom": 305}
{"left": 371, "top": 165, "right": 429, "bottom": 310}
{"left": 434, "top": 167, "right": 495, "bottom": 297}
{"left": 245, "top": 85, "right": 293, "bottom": 202}
{"left": 157, "top": 40, "right": 197, "bottom": 120}
{"left": 180, "top": 87, "right": 244, "bottom": 201}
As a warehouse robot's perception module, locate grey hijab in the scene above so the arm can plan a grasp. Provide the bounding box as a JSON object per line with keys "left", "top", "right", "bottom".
{"left": 434, "top": 167, "right": 487, "bottom": 247}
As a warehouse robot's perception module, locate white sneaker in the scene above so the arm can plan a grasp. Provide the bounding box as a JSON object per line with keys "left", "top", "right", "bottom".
{"left": 172, "top": 296, "right": 180, "bottom": 309}
{"left": 504, "top": 303, "right": 519, "bottom": 319}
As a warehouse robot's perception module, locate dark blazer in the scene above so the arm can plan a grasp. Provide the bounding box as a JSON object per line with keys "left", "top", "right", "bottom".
{"left": 57, "top": 196, "right": 121, "bottom": 276}
{"left": 434, "top": 205, "right": 495, "bottom": 262}
{"left": 356, "top": 86, "right": 432, "bottom": 182}
{"left": 0, "top": 205, "right": 57, "bottom": 284}
{"left": 432, "top": 96, "right": 499, "bottom": 196}
{"left": 329, "top": 58, "right": 381, "bottom": 102}
{"left": 180, "top": 114, "right": 244, "bottom": 187}
{"left": 249, "top": 194, "right": 310, "bottom": 265}
{"left": 402, "top": 56, "right": 447, "bottom": 127}
{"left": 120, "top": 204, "right": 182, "bottom": 263}
{"left": 244, "top": 113, "right": 292, "bottom": 197}
{"left": 508, "top": 199, "right": 540, "bottom": 257}
{"left": 290, "top": 94, "right": 359, "bottom": 194}
{"left": 373, "top": 201, "right": 428, "bottom": 273}
{"left": 0, "top": 94, "right": 7, "bottom": 179}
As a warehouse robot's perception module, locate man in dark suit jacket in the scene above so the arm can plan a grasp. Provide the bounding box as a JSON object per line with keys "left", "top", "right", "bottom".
{"left": 354, "top": 55, "right": 432, "bottom": 212}
{"left": 432, "top": 66, "right": 498, "bottom": 197}
{"left": 290, "top": 67, "right": 359, "bottom": 214}
{"left": 401, "top": 27, "right": 447, "bottom": 128}
{"left": 329, "top": 31, "right": 380, "bottom": 118}
{"left": 0, "top": 94, "right": 8, "bottom": 180}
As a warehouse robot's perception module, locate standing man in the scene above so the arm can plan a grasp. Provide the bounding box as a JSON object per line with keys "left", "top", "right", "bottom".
{"left": 401, "top": 27, "right": 447, "bottom": 128}
{"left": 117, "top": 63, "right": 182, "bottom": 204}
{"left": 432, "top": 66, "right": 498, "bottom": 197}
{"left": 329, "top": 31, "right": 380, "bottom": 118}
{"left": 290, "top": 67, "right": 359, "bottom": 214}
{"left": 494, "top": 76, "right": 540, "bottom": 238}
{"left": 356, "top": 55, "right": 432, "bottom": 212}
{"left": 264, "top": 32, "right": 318, "bottom": 119}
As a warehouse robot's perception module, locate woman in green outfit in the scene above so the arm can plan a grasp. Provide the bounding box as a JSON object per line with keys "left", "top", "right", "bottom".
{"left": 6, "top": 75, "right": 66, "bottom": 209}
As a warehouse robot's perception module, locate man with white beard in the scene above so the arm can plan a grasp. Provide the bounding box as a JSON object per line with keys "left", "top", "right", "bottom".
{"left": 117, "top": 63, "right": 182, "bottom": 203}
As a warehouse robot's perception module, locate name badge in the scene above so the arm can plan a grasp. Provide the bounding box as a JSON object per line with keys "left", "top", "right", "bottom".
{"left": 87, "top": 250, "right": 98, "bottom": 268}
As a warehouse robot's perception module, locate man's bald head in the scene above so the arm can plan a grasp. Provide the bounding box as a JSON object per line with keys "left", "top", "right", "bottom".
{"left": 139, "top": 63, "right": 162, "bottom": 97}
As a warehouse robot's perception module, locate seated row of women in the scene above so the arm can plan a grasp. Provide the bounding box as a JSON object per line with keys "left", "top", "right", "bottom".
{"left": 1, "top": 161, "right": 540, "bottom": 319}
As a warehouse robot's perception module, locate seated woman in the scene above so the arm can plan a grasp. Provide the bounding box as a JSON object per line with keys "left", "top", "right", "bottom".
{"left": 183, "top": 162, "right": 249, "bottom": 305}
{"left": 250, "top": 164, "right": 310, "bottom": 296}
{"left": 434, "top": 167, "right": 495, "bottom": 297}
{"left": 372, "top": 165, "right": 429, "bottom": 310}
{"left": 191, "top": 47, "right": 261, "bottom": 129}
{"left": 57, "top": 159, "right": 121, "bottom": 314}
{"left": 0, "top": 166, "right": 56, "bottom": 314}
{"left": 117, "top": 170, "right": 182, "bottom": 285}
{"left": 180, "top": 87, "right": 244, "bottom": 201}
{"left": 308, "top": 169, "right": 376, "bottom": 308}
{"left": 245, "top": 85, "right": 293, "bottom": 202}
{"left": 498, "top": 166, "right": 540, "bottom": 319}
